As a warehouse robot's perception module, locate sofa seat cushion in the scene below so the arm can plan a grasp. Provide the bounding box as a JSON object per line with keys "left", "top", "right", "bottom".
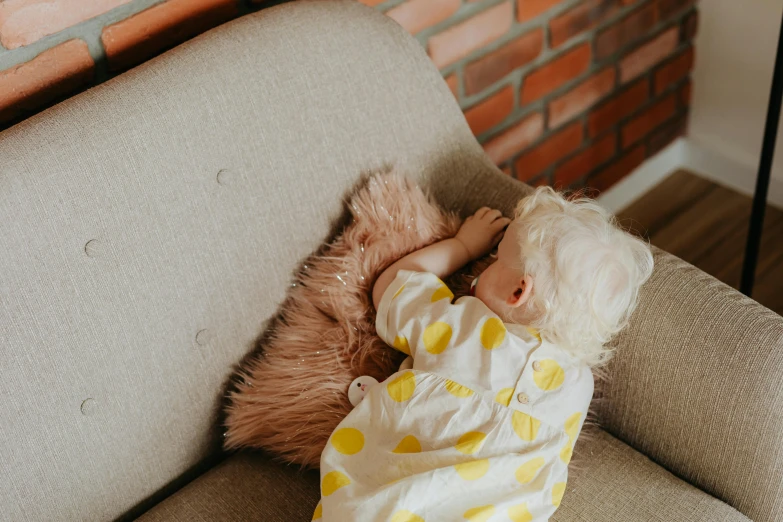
{"left": 138, "top": 428, "right": 748, "bottom": 521}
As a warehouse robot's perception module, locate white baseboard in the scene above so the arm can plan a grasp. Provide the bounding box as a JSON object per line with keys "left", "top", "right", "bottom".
{"left": 680, "top": 139, "right": 783, "bottom": 208}
{"left": 597, "top": 137, "right": 783, "bottom": 213}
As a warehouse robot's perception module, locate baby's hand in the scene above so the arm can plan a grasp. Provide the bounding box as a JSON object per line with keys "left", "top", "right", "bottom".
{"left": 455, "top": 207, "right": 512, "bottom": 260}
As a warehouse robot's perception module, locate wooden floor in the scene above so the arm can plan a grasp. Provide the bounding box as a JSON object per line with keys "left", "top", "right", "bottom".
{"left": 616, "top": 170, "right": 783, "bottom": 316}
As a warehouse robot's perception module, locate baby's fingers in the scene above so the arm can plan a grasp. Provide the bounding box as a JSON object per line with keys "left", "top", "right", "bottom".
{"left": 483, "top": 209, "right": 503, "bottom": 222}
{"left": 475, "top": 207, "right": 492, "bottom": 218}
{"left": 492, "top": 217, "right": 512, "bottom": 230}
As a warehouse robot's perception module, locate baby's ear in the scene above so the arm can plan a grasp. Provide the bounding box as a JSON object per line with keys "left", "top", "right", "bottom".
{"left": 508, "top": 275, "right": 533, "bottom": 308}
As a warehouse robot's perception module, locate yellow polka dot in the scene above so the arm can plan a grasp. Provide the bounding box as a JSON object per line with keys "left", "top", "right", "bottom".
{"left": 564, "top": 412, "right": 581, "bottom": 439}
{"left": 321, "top": 471, "right": 351, "bottom": 496}
{"left": 392, "top": 285, "right": 405, "bottom": 300}
{"left": 515, "top": 456, "right": 545, "bottom": 484}
{"left": 508, "top": 503, "right": 533, "bottom": 522}
{"left": 312, "top": 502, "right": 322, "bottom": 520}
{"left": 552, "top": 482, "right": 567, "bottom": 507}
{"left": 560, "top": 443, "right": 573, "bottom": 464}
{"left": 533, "top": 359, "right": 565, "bottom": 391}
{"left": 526, "top": 326, "right": 541, "bottom": 342}
{"left": 330, "top": 428, "right": 364, "bottom": 455}
{"left": 463, "top": 505, "right": 495, "bottom": 522}
{"left": 423, "top": 322, "right": 452, "bottom": 354}
{"left": 495, "top": 387, "right": 514, "bottom": 406}
{"left": 480, "top": 317, "right": 506, "bottom": 350}
{"left": 444, "top": 379, "right": 474, "bottom": 398}
{"left": 431, "top": 284, "right": 454, "bottom": 303}
{"left": 511, "top": 411, "right": 541, "bottom": 441}
{"left": 392, "top": 435, "right": 422, "bottom": 454}
{"left": 387, "top": 372, "right": 416, "bottom": 402}
{"left": 393, "top": 335, "right": 411, "bottom": 355}
{"left": 559, "top": 412, "right": 581, "bottom": 463}
{"left": 455, "top": 431, "right": 487, "bottom": 455}
{"left": 454, "top": 459, "right": 490, "bottom": 480}
{"left": 391, "top": 510, "right": 425, "bottom": 522}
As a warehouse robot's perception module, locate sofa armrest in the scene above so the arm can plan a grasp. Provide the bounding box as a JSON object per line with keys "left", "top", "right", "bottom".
{"left": 595, "top": 248, "right": 783, "bottom": 522}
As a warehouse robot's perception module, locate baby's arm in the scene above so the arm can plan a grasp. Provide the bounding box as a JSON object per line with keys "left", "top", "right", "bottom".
{"left": 372, "top": 207, "right": 510, "bottom": 310}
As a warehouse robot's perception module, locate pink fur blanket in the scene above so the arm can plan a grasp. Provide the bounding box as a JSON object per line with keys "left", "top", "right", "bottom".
{"left": 223, "top": 172, "right": 497, "bottom": 468}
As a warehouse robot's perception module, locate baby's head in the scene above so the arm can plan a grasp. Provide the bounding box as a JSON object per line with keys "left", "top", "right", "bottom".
{"left": 474, "top": 187, "right": 654, "bottom": 366}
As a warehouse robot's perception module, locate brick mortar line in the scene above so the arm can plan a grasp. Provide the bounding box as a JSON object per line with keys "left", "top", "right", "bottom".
{"left": 655, "top": 42, "right": 694, "bottom": 72}
{"left": 438, "top": 61, "right": 459, "bottom": 78}
{"left": 584, "top": 105, "right": 595, "bottom": 141}
{"left": 454, "top": 64, "right": 465, "bottom": 103}
{"left": 83, "top": 31, "right": 111, "bottom": 85}
{"left": 643, "top": 109, "right": 688, "bottom": 145}
{"left": 0, "top": 0, "right": 167, "bottom": 71}
{"left": 584, "top": 133, "right": 625, "bottom": 181}
{"left": 658, "top": 74, "right": 692, "bottom": 109}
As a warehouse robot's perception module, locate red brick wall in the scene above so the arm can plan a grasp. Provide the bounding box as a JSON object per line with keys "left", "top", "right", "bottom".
{"left": 0, "top": 0, "right": 697, "bottom": 192}
{"left": 398, "top": 0, "right": 697, "bottom": 191}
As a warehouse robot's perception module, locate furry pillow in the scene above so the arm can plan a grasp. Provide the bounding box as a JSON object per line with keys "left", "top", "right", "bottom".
{"left": 223, "top": 172, "right": 493, "bottom": 468}
{"left": 224, "top": 173, "right": 609, "bottom": 472}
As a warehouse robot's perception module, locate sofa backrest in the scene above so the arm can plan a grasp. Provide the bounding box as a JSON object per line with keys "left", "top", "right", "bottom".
{"left": 0, "top": 1, "right": 518, "bottom": 519}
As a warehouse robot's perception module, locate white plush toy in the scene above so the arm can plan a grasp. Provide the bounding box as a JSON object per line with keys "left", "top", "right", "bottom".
{"left": 348, "top": 356, "right": 413, "bottom": 407}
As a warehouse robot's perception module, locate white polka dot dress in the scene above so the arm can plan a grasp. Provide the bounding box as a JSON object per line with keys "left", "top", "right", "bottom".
{"left": 316, "top": 271, "right": 594, "bottom": 521}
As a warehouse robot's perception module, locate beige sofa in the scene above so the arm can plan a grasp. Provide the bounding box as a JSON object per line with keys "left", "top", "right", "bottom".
{"left": 2, "top": 1, "right": 782, "bottom": 521}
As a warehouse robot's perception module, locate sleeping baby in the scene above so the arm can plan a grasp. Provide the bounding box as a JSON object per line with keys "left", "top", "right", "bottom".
{"left": 314, "top": 186, "right": 654, "bottom": 521}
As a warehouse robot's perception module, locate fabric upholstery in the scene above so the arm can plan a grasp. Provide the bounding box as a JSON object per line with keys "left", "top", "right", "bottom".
{"left": 0, "top": 1, "right": 500, "bottom": 520}
{"left": 595, "top": 250, "right": 783, "bottom": 522}
{"left": 138, "top": 453, "right": 321, "bottom": 522}
{"left": 138, "top": 428, "right": 748, "bottom": 522}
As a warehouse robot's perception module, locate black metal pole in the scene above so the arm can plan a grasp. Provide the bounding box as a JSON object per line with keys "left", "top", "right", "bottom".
{"left": 740, "top": 10, "right": 783, "bottom": 296}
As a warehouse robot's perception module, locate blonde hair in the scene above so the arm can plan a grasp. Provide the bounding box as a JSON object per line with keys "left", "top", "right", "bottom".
{"left": 511, "top": 187, "right": 653, "bottom": 367}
